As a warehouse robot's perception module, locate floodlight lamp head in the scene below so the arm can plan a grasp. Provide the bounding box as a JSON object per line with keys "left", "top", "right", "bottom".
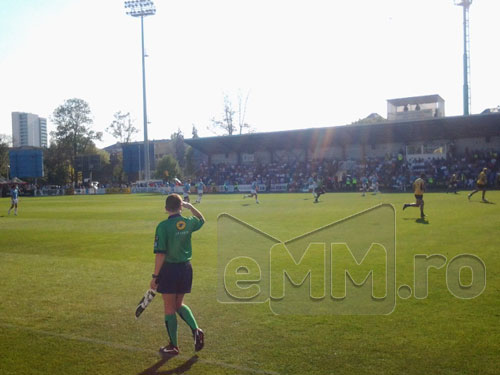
{"left": 124, "top": 0, "right": 156, "bottom": 17}
{"left": 454, "top": 0, "right": 472, "bottom": 7}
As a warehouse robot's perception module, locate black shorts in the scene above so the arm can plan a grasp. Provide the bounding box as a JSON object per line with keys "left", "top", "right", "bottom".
{"left": 476, "top": 183, "right": 486, "bottom": 190}
{"left": 157, "top": 261, "right": 193, "bottom": 294}
{"left": 415, "top": 194, "right": 423, "bottom": 200}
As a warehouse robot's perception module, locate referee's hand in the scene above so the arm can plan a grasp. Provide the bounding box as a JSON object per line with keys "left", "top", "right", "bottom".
{"left": 182, "top": 201, "right": 193, "bottom": 209}
{"left": 150, "top": 277, "right": 158, "bottom": 291}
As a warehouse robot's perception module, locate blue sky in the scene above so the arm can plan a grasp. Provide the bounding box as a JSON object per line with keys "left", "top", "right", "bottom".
{"left": 1, "top": 0, "right": 499, "bottom": 148}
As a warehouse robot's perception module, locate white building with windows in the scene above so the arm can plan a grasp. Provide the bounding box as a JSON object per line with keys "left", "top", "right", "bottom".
{"left": 11, "top": 112, "right": 48, "bottom": 148}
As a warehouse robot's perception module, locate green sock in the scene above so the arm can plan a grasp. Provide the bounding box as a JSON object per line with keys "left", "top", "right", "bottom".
{"left": 164, "top": 314, "right": 178, "bottom": 347}
{"left": 177, "top": 305, "right": 198, "bottom": 331}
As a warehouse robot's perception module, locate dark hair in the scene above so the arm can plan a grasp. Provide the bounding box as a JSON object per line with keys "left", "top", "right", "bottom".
{"left": 165, "top": 194, "right": 182, "bottom": 211}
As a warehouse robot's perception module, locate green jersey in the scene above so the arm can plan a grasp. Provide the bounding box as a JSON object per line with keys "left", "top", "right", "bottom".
{"left": 154, "top": 214, "right": 204, "bottom": 263}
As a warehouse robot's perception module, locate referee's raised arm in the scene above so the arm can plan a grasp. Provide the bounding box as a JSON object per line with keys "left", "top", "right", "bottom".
{"left": 182, "top": 201, "right": 205, "bottom": 222}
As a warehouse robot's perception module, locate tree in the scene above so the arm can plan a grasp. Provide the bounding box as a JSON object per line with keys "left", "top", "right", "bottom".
{"left": 112, "top": 158, "right": 125, "bottom": 185}
{"left": 209, "top": 91, "right": 252, "bottom": 135}
{"left": 171, "top": 129, "right": 186, "bottom": 167}
{"left": 184, "top": 146, "right": 196, "bottom": 176}
{"left": 154, "top": 155, "right": 181, "bottom": 180}
{"left": 192, "top": 124, "right": 199, "bottom": 139}
{"left": 0, "top": 134, "right": 11, "bottom": 178}
{"left": 106, "top": 111, "right": 139, "bottom": 144}
{"left": 43, "top": 141, "right": 73, "bottom": 186}
{"left": 83, "top": 144, "right": 111, "bottom": 184}
{"left": 51, "top": 98, "right": 102, "bottom": 184}
{"left": 350, "top": 113, "right": 386, "bottom": 125}
{"left": 237, "top": 90, "right": 252, "bottom": 135}
{"left": 209, "top": 94, "right": 236, "bottom": 135}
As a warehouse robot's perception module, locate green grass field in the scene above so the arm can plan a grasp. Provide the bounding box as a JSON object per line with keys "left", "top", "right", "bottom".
{"left": 1, "top": 191, "right": 499, "bottom": 375}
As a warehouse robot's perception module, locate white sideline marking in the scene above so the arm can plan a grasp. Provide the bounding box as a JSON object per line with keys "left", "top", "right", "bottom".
{"left": 0, "top": 323, "right": 279, "bottom": 375}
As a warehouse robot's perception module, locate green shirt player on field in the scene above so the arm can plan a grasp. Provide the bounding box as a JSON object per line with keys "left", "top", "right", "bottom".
{"left": 150, "top": 193, "right": 205, "bottom": 356}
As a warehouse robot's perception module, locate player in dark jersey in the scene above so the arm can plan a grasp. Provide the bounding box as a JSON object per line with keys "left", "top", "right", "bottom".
{"left": 447, "top": 173, "right": 458, "bottom": 194}
{"left": 150, "top": 194, "right": 205, "bottom": 355}
{"left": 313, "top": 177, "right": 326, "bottom": 203}
{"left": 361, "top": 176, "right": 368, "bottom": 196}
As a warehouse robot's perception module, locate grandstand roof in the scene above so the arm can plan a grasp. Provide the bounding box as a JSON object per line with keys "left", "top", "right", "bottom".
{"left": 103, "top": 139, "right": 173, "bottom": 154}
{"left": 184, "top": 113, "right": 500, "bottom": 155}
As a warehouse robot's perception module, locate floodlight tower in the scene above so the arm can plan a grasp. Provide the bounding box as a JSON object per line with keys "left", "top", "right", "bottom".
{"left": 454, "top": 0, "right": 472, "bottom": 115}
{"left": 124, "top": 0, "right": 156, "bottom": 181}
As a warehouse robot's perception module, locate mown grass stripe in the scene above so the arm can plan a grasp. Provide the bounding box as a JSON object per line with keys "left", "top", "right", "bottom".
{"left": 0, "top": 322, "right": 280, "bottom": 375}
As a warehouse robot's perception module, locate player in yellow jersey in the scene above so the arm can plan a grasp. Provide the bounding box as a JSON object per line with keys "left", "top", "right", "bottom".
{"left": 468, "top": 168, "right": 488, "bottom": 202}
{"left": 446, "top": 173, "right": 458, "bottom": 194}
{"left": 403, "top": 174, "right": 426, "bottom": 219}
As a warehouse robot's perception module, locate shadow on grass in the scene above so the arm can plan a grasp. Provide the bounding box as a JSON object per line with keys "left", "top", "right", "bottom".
{"left": 241, "top": 203, "right": 251, "bottom": 207}
{"left": 139, "top": 355, "right": 199, "bottom": 375}
{"left": 415, "top": 218, "right": 429, "bottom": 224}
{"left": 468, "top": 199, "right": 496, "bottom": 204}
{"left": 402, "top": 218, "right": 429, "bottom": 224}
{"left": 480, "top": 200, "right": 495, "bottom": 204}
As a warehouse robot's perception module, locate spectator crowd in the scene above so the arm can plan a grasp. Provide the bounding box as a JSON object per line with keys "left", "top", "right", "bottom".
{"left": 195, "top": 149, "right": 500, "bottom": 192}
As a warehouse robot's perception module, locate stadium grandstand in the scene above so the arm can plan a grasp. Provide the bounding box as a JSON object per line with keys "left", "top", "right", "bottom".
{"left": 185, "top": 109, "right": 500, "bottom": 193}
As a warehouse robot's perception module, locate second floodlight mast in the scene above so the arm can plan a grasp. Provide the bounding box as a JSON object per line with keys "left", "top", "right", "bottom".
{"left": 454, "top": 0, "right": 472, "bottom": 116}
{"left": 124, "top": 0, "right": 156, "bottom": 181}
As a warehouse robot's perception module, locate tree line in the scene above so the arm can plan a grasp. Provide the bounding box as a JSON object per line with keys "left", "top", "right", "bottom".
{"left": 0, "top": 92, "right": 253, "bottom": 186}
{"left": 0, "top": 98, "right": 193, "bottom": 186}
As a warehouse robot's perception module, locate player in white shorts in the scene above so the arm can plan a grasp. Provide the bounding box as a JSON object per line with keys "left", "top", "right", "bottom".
{"left": 7, "top": 184, "right": 19, "bottom": 216}
{"left": 195, "top": 179, "right": 205, "bottom": 203}
{"left": 183, "top": 180, "right": 191, "bottom": 202}
{"left": 243, "top": 180, "right": 259, "bottom": 204}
